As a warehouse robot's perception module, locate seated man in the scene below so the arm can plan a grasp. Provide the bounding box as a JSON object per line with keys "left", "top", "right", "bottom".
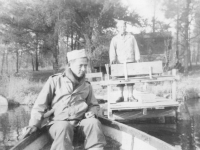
{"left": 109, "top": 20, "right": 140, "bottom": 102}
{"left": 26, "top": 49, "right": 106, "bottom": 150}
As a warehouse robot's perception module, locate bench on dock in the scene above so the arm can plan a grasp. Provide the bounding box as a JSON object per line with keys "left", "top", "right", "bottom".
{"left": 102, "top": 61, "right": 179, "bottom": 121}
{"left": 85, "top": 72, "right": 103, "bottom": 85}
{"left": 110, "top": 61, "right": 163, "bottom": 78}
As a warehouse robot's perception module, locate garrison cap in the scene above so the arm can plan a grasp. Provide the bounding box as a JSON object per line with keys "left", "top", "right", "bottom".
{"left": 67, "top": 49, "right": 87, "bottom": 62}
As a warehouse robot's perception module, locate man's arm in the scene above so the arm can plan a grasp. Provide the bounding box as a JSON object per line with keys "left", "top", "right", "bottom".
{"left": 85, "top": 85, "right": 100, "bottom": 118}
{"left": 133, "top": 36, "right": 140, "bottom": 62}
{"left": 29, "top": 76, "right": 55, "bottom": 128}
{"left": 22, "top": 76, "right": 55, "bottom": 138}
{"left": 109, "top": 37, "right": 117, "bottom": 64}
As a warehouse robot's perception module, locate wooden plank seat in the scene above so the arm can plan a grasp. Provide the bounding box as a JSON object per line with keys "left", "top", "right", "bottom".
{"left": 110, "top": 101, "right": 179, "bottom": 110}
{"left": 110, "top": 61, "right": 163, "bottom": 77}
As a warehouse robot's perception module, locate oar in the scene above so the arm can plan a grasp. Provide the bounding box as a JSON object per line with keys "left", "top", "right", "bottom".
{"left": 21, "top": 127, "right": 32, "bottom": 139}
{"left": 21, "top": 109, "right": 55, "bottom": 139}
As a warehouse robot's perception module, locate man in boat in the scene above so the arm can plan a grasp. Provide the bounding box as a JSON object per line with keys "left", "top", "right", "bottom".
{"left": 109, "top": 20, "right": 140, "bottom": 102}
{"left": 26, "top": 49, "right": 106, "bottom": 150}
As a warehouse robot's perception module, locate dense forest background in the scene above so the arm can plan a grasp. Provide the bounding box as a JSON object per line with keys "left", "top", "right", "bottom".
{"left": 0, "top": 0, "right": 200, "bottom": 75}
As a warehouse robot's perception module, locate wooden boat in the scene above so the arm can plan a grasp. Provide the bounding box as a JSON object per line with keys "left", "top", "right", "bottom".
{"left": 11, "top": 116, "right": 180, "bottom": 150}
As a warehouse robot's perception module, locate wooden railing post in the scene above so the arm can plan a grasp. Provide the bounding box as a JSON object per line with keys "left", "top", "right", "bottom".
{"left": 149, "top": 66, "right": 152, "bottom": 79}
{"left": 105, "top": 64, "right": 110, "bottom": 80}
{"left": 123, "top": 62, "right": 128, "bottom": 81}
{"left": 105, "top": 64, "right": 114, "bottom": 119}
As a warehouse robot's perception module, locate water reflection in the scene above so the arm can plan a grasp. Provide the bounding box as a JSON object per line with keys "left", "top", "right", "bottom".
{"left": 177, "top": 120, "right": 194, "bottom": 150}
{"left": 0, "top": 105, "right": 30, "bottom": 150}
{"left": 125, "top": 99, "right": 200, "bottom": 150}
{"left": 0, "top": 106, "right": 8, "bottom": 114}
{"left": 187, "top": 99, "right": 200, "bottom": 150}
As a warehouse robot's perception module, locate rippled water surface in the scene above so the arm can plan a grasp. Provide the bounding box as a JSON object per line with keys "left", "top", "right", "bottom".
{"left": 126, "top": 99, "right": 200, "bottom": 150}
{"left": 1, "top": 99, "right": 200, "bottom": 150}
{"left": 0, "top": 105, "right": 30, "bottom": 150}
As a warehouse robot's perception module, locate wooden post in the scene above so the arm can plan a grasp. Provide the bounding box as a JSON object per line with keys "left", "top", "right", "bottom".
{"left": 105, "top": 64, "right": 110, "bottom": 80}
{"left": 107, "top": 84, "right": 114, "bottom": 120}
{"left": 123, "top": 62, "right": 128, "bottom": 81}
{"left": 149, "top": 66, "right": 152, "bottom": 79}
{"left": 143, "top": 108, "right": 147, "bottom": 115}
{"left": 105, "top": 64, "right": 114, "bottom": 120}
{"left": 143, "top": 83, "right": 148, "bottom": 91}
{"left": 172, "top": 69, "right": 177, "bottom": 101}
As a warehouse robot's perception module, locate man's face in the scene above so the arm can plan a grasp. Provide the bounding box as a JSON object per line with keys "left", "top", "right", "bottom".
{"left": 117, "top": 22, "right": 126, "bottom": 35}
{"left": 70, "top": 57, "right": 88, "bottom": 78}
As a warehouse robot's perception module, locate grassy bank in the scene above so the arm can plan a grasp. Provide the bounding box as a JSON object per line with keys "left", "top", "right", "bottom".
{"left": 0, "top": 75, "right": 44, "bottom": 105}
{"left": 146, "top": 76, "right": 200, "bottom": 100}
{"left": 0, "top": 68, "right": 200, "bottom": 105}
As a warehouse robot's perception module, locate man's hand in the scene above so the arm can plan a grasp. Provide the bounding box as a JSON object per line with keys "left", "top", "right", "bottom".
{"left": 85, "top": 112, "right": 95, "bottom": 119}
{"left": 21, "top": 126, "right": 37, "bottom": 139}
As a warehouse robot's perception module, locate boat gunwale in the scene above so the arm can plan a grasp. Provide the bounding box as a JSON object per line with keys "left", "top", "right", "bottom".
{"left": 10, "top": 116, "right": 179, "bottom": 150}
{"left": 99, "top": 116, "right": 179, "bottom": 150}
{"left": 10, "top": 127, "right": 48, "bottom": 150}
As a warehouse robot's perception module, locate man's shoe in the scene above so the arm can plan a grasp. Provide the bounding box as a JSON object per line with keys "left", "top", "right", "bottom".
{"left": 128, "top": 96, "right": 138, "bottom": 102}
{"left": 116, "top": 96, "right": 124, "bottom": 103}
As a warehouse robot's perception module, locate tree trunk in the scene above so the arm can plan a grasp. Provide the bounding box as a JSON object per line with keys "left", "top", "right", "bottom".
{"left": 53, "top": 46, "right": 59, "bottom": 72}
{"left": 152, "top": 0, "right": 156, "bottom": 33}
{"left": 31, "top": 54, "right": 35, "bottom": 71}
{"left": 35, "top": 50, "right": 39, "bottom": 71}
{"left": 83, "top": 34, "right": 93, "bottom": 73}
{"left": 188, "top": 30, "right": 191, "bottom": 69}
{"left": 16, "top": 48, "right": 19, "bottom": 73}
{"left": 184, "top": 0, "right": 190, "bottom": 75}
{"left": 71, "top": 27, "right": 74, "bottom": 50}
{"left": 77, "top": 34, "right": 80, "bottom": 49}
{"left": 74, "top": 33, "right": 80, "bottom": 49}
{"left": 35, "top": 34, "right": 39, "bottom": 71}
{"left": 66, "top": 35, "right": 69, "bottom": 63}
{"left": 6, "top": 49, "right": 8, "bottom": 74}
{"left": 74, "top": 33, "right": 77, "bottom": 49}
{"left": 176, "top": 13, "right": 179, "bottom": 62}
{"left": 52, "top": 33, "right": 59, "bottom": 72}
{"left": 1, "top": 50, "right": 5, "bottom": 74}
{"left": 196, "top": 43, "right": 200, "bottom": 65}
{"left": 188, "top": 49, "right": 192, "bottom": 69}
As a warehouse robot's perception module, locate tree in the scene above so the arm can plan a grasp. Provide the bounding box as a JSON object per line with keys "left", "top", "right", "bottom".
{"left": 62, "top": 0, "right": 140, "bottom": 71}
{"left": 162, "top": 0, "right": 200, "bottom": 74}
{"left": 183, "top": 0, "right": 191, "bottom": 74}
{"left": 193, "top": 0, "right": 200, "bottom": 65}
{"left": 0, "top": 0, "right": 141, "bottom": 72}
{"left": 162, "top": 0, "right": 185, "bottom": 64}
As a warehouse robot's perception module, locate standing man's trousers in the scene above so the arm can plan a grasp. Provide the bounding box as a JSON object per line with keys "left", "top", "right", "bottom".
{"left": 49, "top": 118, "right": 106, "bottom": 150}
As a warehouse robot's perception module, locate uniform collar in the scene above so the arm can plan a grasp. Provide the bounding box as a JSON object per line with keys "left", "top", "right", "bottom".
{"left": 64, "top": 67, "right": 85, "bottom": 90}
{"left": 120, "top": 32, "right": 127, "bottom": 36}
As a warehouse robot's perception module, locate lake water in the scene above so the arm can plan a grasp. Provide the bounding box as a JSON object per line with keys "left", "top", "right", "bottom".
{"left": 1, "top": 99, "right": 200, "bottom": 150}
{"left": 0, "top": 105, "right": 30, "bottom": 150}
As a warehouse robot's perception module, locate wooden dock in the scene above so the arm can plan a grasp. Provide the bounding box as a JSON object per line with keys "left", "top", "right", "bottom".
{"left": 87, "top": 61, "right": 180, "bottom": 121}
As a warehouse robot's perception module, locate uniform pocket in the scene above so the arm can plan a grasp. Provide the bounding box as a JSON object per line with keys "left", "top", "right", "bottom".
{"left": 73, "top": 101, "right": 88, "bottom": 119}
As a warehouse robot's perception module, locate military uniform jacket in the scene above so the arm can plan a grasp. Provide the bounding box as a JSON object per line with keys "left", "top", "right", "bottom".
{"left": 29, "top": 70, "right": 99, "bottom": 128}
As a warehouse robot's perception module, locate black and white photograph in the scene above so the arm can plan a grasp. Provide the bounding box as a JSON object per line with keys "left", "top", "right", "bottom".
{"left": 0, "top": 0, "right": 200, "bottom": 150}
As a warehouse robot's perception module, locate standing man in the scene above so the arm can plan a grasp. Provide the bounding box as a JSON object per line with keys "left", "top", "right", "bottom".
{"left": 109, "top": 20, "right": 140, "bottom": 102}
{"left": 26, "top": 49, "right": 106, "bottom": 150}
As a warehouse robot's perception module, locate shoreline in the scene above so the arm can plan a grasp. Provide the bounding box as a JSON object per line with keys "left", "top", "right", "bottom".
{"left": 0, "top": 69, "right": 200, "bottom": 105}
